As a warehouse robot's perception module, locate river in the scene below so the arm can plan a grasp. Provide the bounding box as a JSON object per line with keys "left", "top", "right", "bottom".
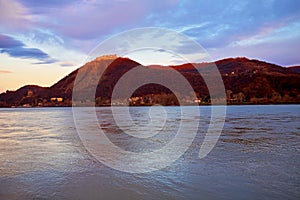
{"left": 0, "top": 105, "right": 299, "bottom": 199}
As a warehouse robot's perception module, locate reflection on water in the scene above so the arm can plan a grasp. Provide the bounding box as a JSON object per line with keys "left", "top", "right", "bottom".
{"left": 0, "top": 105, "right": 299, "bottom": 199}
{"left": 97, "top": 106, "right": 181, "bottom": 153}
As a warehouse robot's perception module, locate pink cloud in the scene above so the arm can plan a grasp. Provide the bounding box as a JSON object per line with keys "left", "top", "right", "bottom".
{"left": 0, "top": 70, "right": 12, "bottom": 74}
{"left": 41, "top": 0, "right": 179, "bottom": 40}
{"left": 211, "top": 35, "right": 300, "bottom": 66}
{"left": 0, "top": 0, "right": 31, "bottom": 31}
{"left": 59, "top": 61, "right": 76, "bottom": 67}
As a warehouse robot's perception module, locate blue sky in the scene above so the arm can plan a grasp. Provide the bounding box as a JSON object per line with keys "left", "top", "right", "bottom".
{"left": 0, "top": 0, "right": 300, "bottom": 91}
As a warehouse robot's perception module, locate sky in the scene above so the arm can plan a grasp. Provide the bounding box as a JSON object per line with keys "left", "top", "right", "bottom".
{"left": 0, "top": 0, "right": 300, "bottom": 92}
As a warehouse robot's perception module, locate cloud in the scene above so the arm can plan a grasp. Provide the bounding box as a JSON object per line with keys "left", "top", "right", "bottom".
{"left": 207, "top": 19, "right": 300, "bottom": 66}
{"left": 1, "top": 0, "right": 300, "bottom": 66}
{"left": 32, "top": 60, "right": 57, "bottom": 65}
{"left": 22, "top": 0, "right": 179, "bottom": 40}
{"left": 231, "top": 21, "right": 300, "bottom": 47}
{"left": 0, "top": 34, "right": 23, "bottom": 48}
{"left": 146, "top": 0, "right": 300, "bottom": 49}
{"left": 0, "top": 34, "right": 56, "bottom": 64}
{"left": 0, "top": 70, "right": 12, "bottom": 74}
{"left": 19, "top": 0, "right": 78, "bottom": 9}
{"left": 211, "top": 31, "right": 300, "bottom": 66}
{"left": 59, "top": 61, "right": 76, "bottom": 67}
{"left": 0, "top": 0, "right": 31, "bottom": 31}
{"left": 1, "top": 47, "right": 50, "bottom": 59}
{"left": 144, "top": 0, "right": 300, "bottom": 65}
{"left": 155, "top": 49, "right": 168, "bottom": 53}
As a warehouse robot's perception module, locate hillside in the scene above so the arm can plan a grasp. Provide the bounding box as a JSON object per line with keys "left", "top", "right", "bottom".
{"left": 0, "top": 56, "right": 300, "bottom": 107}
{"left": 288, "top": 66, "right": 300, "bottom": 73}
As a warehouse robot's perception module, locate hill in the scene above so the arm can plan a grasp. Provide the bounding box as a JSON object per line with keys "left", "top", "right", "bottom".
{"left": 0, "top": 56, "right": 300, "bottom": 107}
{"left": 288, "top": 66, "right": 300, "bottom": 73}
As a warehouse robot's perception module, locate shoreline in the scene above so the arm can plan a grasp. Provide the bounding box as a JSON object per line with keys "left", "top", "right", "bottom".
{"left": 2, "top": 102, "right": 300, "bottom": 108}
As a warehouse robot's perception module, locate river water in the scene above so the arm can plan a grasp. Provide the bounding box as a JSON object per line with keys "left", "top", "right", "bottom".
{"left": 0, "top": 105, "right": 299, "bottom": 199}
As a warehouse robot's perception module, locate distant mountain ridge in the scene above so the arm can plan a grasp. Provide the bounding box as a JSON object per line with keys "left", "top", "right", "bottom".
{"left": 0, "top": 56, "right": 299, "bottom": 107}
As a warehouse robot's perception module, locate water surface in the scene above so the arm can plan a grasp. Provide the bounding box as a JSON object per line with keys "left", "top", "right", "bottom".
{"left": 0, "top": 105, "right": 299, "bottom": 199}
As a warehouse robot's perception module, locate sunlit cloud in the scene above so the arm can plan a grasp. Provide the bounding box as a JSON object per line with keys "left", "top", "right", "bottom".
{"left": 0, "top": 70, "right": 12, "bottom": 74}
{"left": 59, "top": 61, "right": 77, "bottom": 67}
{"left": 231, "top": 21, "right": 300, "bottom": 47}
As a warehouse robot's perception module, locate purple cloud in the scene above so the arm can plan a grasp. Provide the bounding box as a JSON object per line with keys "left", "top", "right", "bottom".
{"left": 59, "top": 61, "right": 76, "bottom": 67}
{"left": 19, "top": 0, "right": 178, "bottom": 40}
{"left": 0, "top": 0, "right": 31, "bottom": 31}
{"left": 0, "top": 34, "right": 56, "bottom": 64}
{"left": 0, "top": 34, "right": 23, "bottom": 48}
{"left": 1, "top": 0, "right": 300, "bottom": 66}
